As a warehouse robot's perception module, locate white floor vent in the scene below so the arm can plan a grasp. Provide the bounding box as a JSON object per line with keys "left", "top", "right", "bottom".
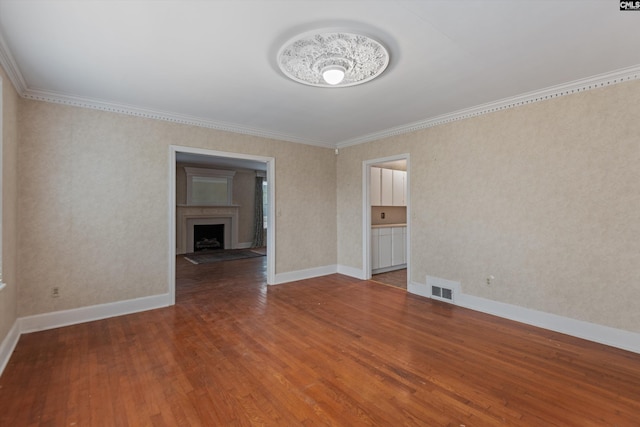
{"left": 426, "top": 275, "right": 460, "bottom": 304}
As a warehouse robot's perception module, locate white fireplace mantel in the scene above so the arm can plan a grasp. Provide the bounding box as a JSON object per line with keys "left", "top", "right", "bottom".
{"left": 176, "top": 205, "right": 239, "bottom": 254}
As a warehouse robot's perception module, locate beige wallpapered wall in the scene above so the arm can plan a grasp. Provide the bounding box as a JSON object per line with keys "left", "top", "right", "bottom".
{"left": 17, "top": 100, "right": 337, "bottom": 317}
{"left": 5, "top": 64, "right": 640, "bottom": 337}
{"left": 0, "top": 68, "right": 19, "bottom": 342}
{"left": 232, "top": 169, "right": 258, "bottom": 245}
{"left": 337, "top": 79, "right": 640, "bottom": 333}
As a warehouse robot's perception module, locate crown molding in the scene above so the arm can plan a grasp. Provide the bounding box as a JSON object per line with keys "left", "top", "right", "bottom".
{"left": 0, "top": 31, "right": 27, "bottom": 94}
{"left": 3, "top": 17, "right": 639, "bottom": 152}
{"left": 0, "top": 31, "right": 334, "bottom": 148}
{"left": 18, "top": 63, "right": 640, "bottom": 150}
{"left": 336, "top": 64, "right": 640, "bottom": 148}
{"left": 20, "top": 88, "right": 335, "bottom": 149}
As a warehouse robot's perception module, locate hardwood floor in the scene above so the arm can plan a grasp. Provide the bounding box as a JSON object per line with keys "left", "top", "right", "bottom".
{"left": 1, "top": 256, "right": 640, "bottom": 425}
{"left": 372, "top": 268, "right": 407, "bottom": 290}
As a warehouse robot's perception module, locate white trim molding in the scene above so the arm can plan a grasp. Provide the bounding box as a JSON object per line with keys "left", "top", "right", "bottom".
{"left": 3, "top": 275, "right": 638, "bottom": 379}
{"left": 0, "top": 293, "right": 172, "bottom": 377}
{"left": 0, "top": 76, "right": 3, "bottom": 285}
{"left": 169, "top": 145, "right": 276, "bottom": 286}
{"left": 1, "top": 22, "right": 638, "bottom": 151}
{"left": 20, "top": 293, "right": 172, "bottom": 334}
{"left": 0, "top": 34, "right": 27, "bottom": 94}
{"left": 409, "top": 279, "right": 640, "bottom": 355}
{"left": 338, "top": 64, "right": 640, "bottom": 148}
{"left": 272, "top": 265, "right": 337, "bottom": 285}
{"left": 0, "top": 30, "right": 330, "bottom": 148}
{"left": 0, "top": 320, "right": 20, "bottom": 376}
{"left": 337, "top": 264, "right": 366, "bottom": 280}
{"left": 362, "top": 154, "right": 411, "bottom": 284}
{"left": 22, "top": 89, "right": 334, "bottom": 149}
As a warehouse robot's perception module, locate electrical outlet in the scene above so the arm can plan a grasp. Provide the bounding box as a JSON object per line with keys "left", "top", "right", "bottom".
{"left": 381, "top": 212, "right": 385, "bottom": 219}
{"left": 52, "top": 287, "right": 60, "bottom": 298}
{"left": 486, "top": 275, "right": 494, "bottom": 286}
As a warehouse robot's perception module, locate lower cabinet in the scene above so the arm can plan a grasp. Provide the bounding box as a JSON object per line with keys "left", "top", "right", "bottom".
{"left": 378, "top": 227, "right": 393, "bottom": 269}
{"left": 372, "top": 226, "right": 406, "bottom": 273}
{"left": 371, "top": 228, "right": 380, "bottom": 270}
{"left": 391, "top": 227, "right": 406, "bottom": 266}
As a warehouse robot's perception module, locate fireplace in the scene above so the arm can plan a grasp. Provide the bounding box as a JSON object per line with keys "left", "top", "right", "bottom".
{"left": 193, "top": 224, "right": 224, "bottom": 252}
{"left": 177, "top": 206, "right": 239, "bottom": 255}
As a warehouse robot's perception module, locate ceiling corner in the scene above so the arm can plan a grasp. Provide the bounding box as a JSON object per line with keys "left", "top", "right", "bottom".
{"left": 0, "top": 31, "right": 27, "bottom": 95}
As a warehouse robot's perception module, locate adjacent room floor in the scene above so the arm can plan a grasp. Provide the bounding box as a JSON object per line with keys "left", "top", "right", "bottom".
{"left": 1, "top": 256, "right": 639, "bottom": 425}
{"left": 371, "top": 268, "right": 407, "bottom": 289}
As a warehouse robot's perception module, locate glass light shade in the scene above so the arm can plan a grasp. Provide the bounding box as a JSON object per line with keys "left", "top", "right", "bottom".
{"left": 322, "top": 66, "right": 346, "bottom": 85}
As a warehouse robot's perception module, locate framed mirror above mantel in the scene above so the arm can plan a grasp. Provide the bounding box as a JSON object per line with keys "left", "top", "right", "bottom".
{"left": 184, "top": 167, "right": 236, "bottom": 206}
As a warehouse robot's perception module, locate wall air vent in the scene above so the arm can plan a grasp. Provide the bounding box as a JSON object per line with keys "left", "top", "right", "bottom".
{"left": 426, "top": 275, "right": 460, "bottom": 304}
{"left": 431, "top": 285, "right": 453, "bottom": 302}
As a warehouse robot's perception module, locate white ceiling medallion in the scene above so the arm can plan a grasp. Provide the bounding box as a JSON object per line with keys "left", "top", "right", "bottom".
{"left": 277, "top": 30, "right": 389, "bottom": 88}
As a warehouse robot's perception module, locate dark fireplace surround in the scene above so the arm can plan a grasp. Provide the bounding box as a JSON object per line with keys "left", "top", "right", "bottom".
{"left": 193, "top": 224, "right": 224, "bottom": 252}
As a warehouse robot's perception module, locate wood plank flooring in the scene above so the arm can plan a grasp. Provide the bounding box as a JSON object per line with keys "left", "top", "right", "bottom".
{"left": 1, "top": 256, "right": 640, "bottom": 425}
{"left": 372, "top": 268, "right": 407, "bottom": 290}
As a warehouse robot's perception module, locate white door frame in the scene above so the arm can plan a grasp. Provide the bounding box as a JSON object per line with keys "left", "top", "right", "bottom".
{"left": 362, "top": 154, "right": 410, "bottom": 283}
{"left": 168, "top": 145, "right": 276, "bottom": 305}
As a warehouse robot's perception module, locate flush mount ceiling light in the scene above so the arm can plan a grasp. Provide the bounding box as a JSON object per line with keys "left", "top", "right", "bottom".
{"left": 277, "top": 30, "right": 389, "bottom": 88}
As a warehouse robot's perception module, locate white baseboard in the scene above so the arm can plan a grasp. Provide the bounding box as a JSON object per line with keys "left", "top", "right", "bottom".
{"left": 0, "top": 293, "right": 172, "bottom": 377}
{"left": 0, "top": 320, "right": 20, "bottom": 376}
{"left": 408, "top": 281, "right": 429, "bottom": 297}
{"left": 337, "top": 264, "right": 366, "bottom": 280}
{"left": 408, "top": 281, "right": 640, "bottom": 354}
{"left": 236, "top": 242, "right": 253, "bottom": 249}
{"left": 272, "top": 265, "right": 337, "bottom": 285}
{"left": 4, "top": 272, "right": 637, "bottom": 383}
{"left": 20, "top": 293, "right": 172, "bottom": 333}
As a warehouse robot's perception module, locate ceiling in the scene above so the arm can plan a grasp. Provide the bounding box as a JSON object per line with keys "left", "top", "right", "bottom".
{"left": 176, "top": 152, "right": 267, "bottom": 171}
{"left": 1, "top": 1, "right": 640, "bottom": 149}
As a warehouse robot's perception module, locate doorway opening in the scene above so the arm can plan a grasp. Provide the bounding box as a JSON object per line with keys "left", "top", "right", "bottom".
{"left": 363, "top": 155, "right": 410, "bottom": 290}
{"left": 168, "top": 146, "right": 276, "bottom": 305}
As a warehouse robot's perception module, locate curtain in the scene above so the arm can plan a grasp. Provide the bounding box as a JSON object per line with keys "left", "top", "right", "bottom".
{"left": 252, "top": 176, "right": 265, "bottom": 248}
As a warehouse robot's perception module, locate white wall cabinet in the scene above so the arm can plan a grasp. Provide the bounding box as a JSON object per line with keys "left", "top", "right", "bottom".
{"left": 392, "top": 170, "right": 406, "bottom": 206}
{"left": 370, "top": 167, "right": 382, "bottom": 206}
{"left": 372, "top": 226, "right": 406, "bottom": 273}
{"left": 371, "top": 167, "right": 406, "bottom": 207}
{"left": 380, "top": 168, "right": 394, "bottom": 206}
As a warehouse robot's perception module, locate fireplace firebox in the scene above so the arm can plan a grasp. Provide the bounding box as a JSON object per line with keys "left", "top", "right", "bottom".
{"left": 193, "top": 224, "right": 224, "bottom": 252}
